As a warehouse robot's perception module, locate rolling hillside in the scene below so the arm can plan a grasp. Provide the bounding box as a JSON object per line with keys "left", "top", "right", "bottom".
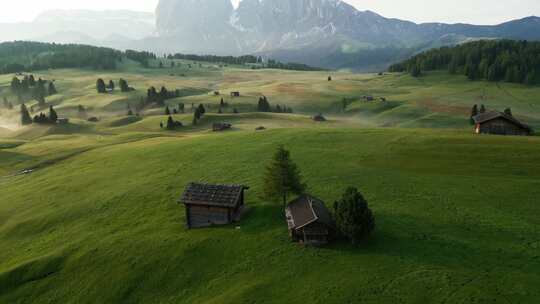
{"left": 1, "top": 60, "right": 540, "bottom": 303}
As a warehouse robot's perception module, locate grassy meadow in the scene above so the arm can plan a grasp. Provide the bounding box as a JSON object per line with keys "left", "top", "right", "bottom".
{"left": 1, "top": 60, "right": 540, "bottom": 303}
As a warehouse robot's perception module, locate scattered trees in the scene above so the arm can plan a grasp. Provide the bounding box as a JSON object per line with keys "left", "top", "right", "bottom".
{"left": 333, "top": 187, "right": 375, "bottom": 244}
{"left": 263, "top": 146, "right": 306, "bottom": 206}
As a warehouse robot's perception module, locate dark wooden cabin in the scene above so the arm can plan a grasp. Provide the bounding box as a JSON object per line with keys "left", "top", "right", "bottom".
{"left": 180, "top": 183, "right": 249, "bottom": 229}
{"left": 285, "top": 195, "right": 335, "bottom": 246}
{"left": 473, "top": 112, "right": 533, "bottom": 136}
{"left": 230, "top": 91, "right": 240, "bottom": 97}
{"left": 213, "top": 122, "right": 232, "bottom": 131}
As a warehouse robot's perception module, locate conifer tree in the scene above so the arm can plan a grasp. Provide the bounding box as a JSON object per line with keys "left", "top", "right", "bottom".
{"left": 108, "top": 80, "right": 115, "bottom": 91}
{"left": 470, "top": 104, "right": 479, "bottom": 124}
{"left": 48, "top": 105, "right": 58, "bottom": 123}
{"left": 263, "top": 146, "right": 306, "bottom": 206}
{"left": 198, "top": 104, "right": 206, "bottom": 116}
{"left": 480, "top": 104, "right": 486, "bottom": 114}
{"left": 334, "top": 187, "right": 375, "bottom": 244}
{"left": 20, "top": 104, "right": 32, "bottom": 125}
{"left": 165, "top": 106, "right": 171, "bottom": 115}
{"left": 96, "top": 78, "right": 106, "bottom": 93}
{"left": 48, "top": 81, "right": 57, "bottom": 95}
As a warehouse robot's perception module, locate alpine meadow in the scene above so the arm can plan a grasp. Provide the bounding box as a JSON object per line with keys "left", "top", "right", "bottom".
{"left": 1, "top": 1, "right": 540, "bottom": 303}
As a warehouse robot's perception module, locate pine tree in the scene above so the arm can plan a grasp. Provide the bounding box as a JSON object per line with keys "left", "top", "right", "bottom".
{"left": 480, "top": 104, "right": 486, "bottom": 114}
{"left": 333, "top": 187, "right": 375, "bottom": 244}
{"left": 48, "top": 105, "right": 58, "bottom": 123}
{"left": 20, "top": 104, "right": 33, "bottom": 125}
{"left": 96, "top": 78, "right": 106, "bottom": 93}
{"left": 166, "top": 115, "right": 175, "bottom": 130}
{"left": 28, "top": 75, "right": 36, "bottom": 87}
{"left": 178, "top": 103, "right": 185, "bottom": 113}
{"left": 263, "top": 146, "right": 306, "bottom": 206}
{"left": 48, "top": 81, "right": 57, "bottom": 95}
{"left": 198, "top": 104, "right": 206, "bottom": 116}
{"left": 11, "top": 77, "right": 21, "bottom": 94}
{"left": 165, "top": 106, "right": 171, "bottom": 115}
{"left": 192, "top": 108, "right": 201, "bottom": 125}
{"left": 470, "top": 104, "right": 479, "bottom": 124}
{"left": 119, "top": 79, "right": 129, "bottom": 92}
{"left": 108, "top": 80, "right": 115, "bottom": 91}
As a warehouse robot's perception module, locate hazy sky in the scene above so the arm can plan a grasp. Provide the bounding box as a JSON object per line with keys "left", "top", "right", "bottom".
{"left": 0, "top": 0, "right": 538, "bottom": 25}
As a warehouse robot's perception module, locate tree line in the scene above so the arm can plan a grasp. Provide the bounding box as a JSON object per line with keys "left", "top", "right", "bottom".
{"left": 0, "top": 42, "right": 156, "bottom": 74}
{"left": 167, "top": 53, "right": 324, "bottom": 71}
{"left": 388, "top": 40, "right": 540, "bottom": 85}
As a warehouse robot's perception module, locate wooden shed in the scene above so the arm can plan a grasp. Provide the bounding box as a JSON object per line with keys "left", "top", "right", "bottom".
{"left": 230, "top": 91, "right": 240, "bottom": 97}
{"left": 213, "top": 122, "right": 232, "bottom": 131}
{"left": 180, "top": 183, "right": 249, "bottom": 229}
{"left": 473, "top": 112, "right": 532, "bottom": 136}
{"left": 285, "top": 195, "right": 336, "bottom": 246}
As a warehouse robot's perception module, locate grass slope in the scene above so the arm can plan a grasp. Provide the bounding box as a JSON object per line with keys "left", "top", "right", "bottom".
{"left": 1, "top": 127, "right": 539, "bottom": 303}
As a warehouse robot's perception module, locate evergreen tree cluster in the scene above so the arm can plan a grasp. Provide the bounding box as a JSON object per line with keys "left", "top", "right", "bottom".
{"left": 10, "top": 74, "right": 57, "bottom": 105}
{"left": 167, "top": 53, "right": 323, "bottom": 71}
{"left": 146, "top": 86, "right": 182, "bottom": 106}
{"left": 389, "top": 40, "right": 540, "bottom": 85}
{"left": 257, "top": 96, "right": 293, "bottom": 113}
{"left": 165, "top": 116, "right": 183, "bottom": 130}
{"left": 125, "top": 50, "right": 156, "bottom": 67}
{"left": 0, "top": 42, "right": 157, "bottom": 75}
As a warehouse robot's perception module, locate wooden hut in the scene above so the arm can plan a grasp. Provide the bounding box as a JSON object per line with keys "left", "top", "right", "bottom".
{"left": 230, "top": 91, "right": 240, "bottom": 97}
{"left": 473, "top": 112, "right": 532, "bottom": 136}
{"left": 313, "top": 114, "right": 327, "bottom": 122}
{"left": 180, "top": 183, "right": 249, "bottom": 229}
{"left": 213, "top": 122, "right": 232, "bottom": 131}
{"left": 285, "top": 195, "right": 336, "bottom": 246}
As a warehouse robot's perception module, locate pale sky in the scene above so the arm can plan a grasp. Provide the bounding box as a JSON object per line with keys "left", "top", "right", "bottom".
{"left": 0, "top": 0, "right": 538, "bottom": 25}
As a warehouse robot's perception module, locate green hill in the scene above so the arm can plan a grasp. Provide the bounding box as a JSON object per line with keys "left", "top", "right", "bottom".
{"left": 1, "top": 61, "right": 540, "bottom": 303}
{"left": 1, "top": 128, "right": 539, "bottom": 303}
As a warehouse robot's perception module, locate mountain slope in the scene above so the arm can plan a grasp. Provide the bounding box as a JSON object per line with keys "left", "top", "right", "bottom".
{"left": 153, "top": 0, "right": 540, "bottom": 70}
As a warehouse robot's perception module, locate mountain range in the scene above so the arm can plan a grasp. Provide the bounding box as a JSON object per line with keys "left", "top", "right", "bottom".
{"left": 2, "top": 0, "right": 540, "bottom": 70}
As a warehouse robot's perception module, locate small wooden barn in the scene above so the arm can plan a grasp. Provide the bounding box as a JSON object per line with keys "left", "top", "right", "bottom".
{"left": 180, "top": 183, "right": 249, "bottom": 229}
{"left": 230, "top": 91, "right": 240, "bottom": 97}
{"left": 285, "top": 195, "right": 336, "bottom": 246}
{"left": 213, "top": 122, "right": 232, "bottom": 131}
{"left": 473, "top": 112, "right": 532, "bottom": 136}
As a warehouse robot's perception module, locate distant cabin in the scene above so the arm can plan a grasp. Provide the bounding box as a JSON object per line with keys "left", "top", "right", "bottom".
{"left": 213, "top": 122, "right": 232, "bottom": 132}
{"left": 285, "top": 195, "right": 336, "bottom": 246}
{"left": 230, "top": 91, "right": 240, "bottom": 97}
{"left": 313, "top": 114, "right": 327, "bottom": 122}
{"left": 473, "top": 112, "right": 533, "bottom": 136}
{"left": 180, "top": 183, "right": 249, "bottom": 229}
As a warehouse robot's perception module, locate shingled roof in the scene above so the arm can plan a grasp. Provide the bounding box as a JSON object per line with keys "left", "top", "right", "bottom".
{"left": 473, "top": 111, "right": 532, "bottom": 131}
{"left": 180, "top": 183, "right": 248, "bottom": 207}
{"left": 286, "top": 195, "right": 335, "bottom": 230}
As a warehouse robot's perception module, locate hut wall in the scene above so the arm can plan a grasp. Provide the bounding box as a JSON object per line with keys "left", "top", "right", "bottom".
{"left": 479, "top": 118, "right": 529, "bottom": 136}
{"left": 187, "top": 205, "right": 231, "bottom": 228}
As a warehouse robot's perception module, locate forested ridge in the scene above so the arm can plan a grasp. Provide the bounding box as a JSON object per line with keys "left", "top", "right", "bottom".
{"left": 0, "top": 41, "right": 155, "bottom": 74}
{"left": 389, "top": 40, "right": 540, "bottom": 85}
